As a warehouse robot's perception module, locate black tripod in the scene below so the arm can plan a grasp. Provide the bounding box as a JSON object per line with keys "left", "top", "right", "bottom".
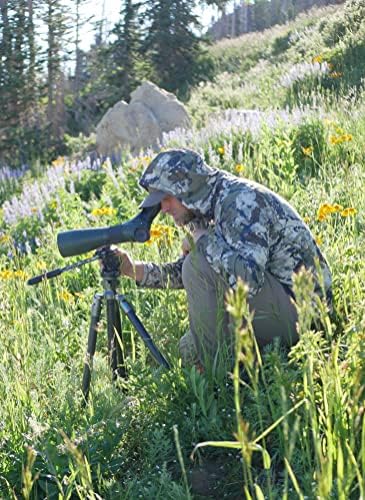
{"left": 27, "top": 246, "right": 170, "bottom": 402}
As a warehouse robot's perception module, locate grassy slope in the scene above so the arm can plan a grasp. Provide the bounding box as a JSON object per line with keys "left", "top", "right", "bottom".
{"left": 0, "top": 1, "right": 365, "bottom": 498}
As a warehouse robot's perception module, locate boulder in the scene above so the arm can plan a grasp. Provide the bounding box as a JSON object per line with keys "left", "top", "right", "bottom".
{"left": 96, "top": 81, "right": 191, "bottom": 156}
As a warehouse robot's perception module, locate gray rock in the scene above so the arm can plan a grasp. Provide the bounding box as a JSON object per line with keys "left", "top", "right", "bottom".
{"left": 96, "top": 81, "right": 191, "bottom": 156}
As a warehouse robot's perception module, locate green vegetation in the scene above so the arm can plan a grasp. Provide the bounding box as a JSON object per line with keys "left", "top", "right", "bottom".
{"left": 0, "top": 1, "right": 365, "bottom": 498}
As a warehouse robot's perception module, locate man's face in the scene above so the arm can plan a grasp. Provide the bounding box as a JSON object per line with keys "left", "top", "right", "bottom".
{"left": 160, "top": 195, "right": 194, "bottom": 226}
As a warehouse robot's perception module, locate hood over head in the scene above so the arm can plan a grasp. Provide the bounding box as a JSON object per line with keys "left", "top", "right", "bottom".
{"left": 139, "top": 149, "right": 220, "bottom": 217}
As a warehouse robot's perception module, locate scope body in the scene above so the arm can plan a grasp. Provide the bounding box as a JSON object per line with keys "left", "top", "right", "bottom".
{"left": 57, "top": 205, "right": 161, "bottom": 257}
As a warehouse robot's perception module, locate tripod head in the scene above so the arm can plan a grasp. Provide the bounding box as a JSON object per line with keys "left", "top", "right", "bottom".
{"left": 57, "top": 204, "right": 161, "bottom": 257}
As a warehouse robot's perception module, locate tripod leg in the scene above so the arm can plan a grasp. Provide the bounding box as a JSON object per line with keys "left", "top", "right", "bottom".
{"left": 106, "top": 291, "right": 126, "bottom": 380}
{"left": 117, "top": 295, "right": 170, "bottom": 369}
{"left": 82, "top": 293, "right": 103, "bottom": 402}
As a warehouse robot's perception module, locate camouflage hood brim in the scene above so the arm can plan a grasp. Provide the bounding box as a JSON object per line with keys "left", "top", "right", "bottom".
{"left": 139, "top": 149, "right": 221, "bottom": 217}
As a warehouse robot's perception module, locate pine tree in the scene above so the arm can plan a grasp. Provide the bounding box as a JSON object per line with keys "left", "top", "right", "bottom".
{"left": 41, "top": 0, "right": 70, "bottom": 149}
{"left": 142, "top": 0, "right": 213, "bottom": 98}
{"left": 106, "top": 0, "right": 143, "bottom": 102}
{"left": 0, "top": 0, "right": 43, "bottom": 165}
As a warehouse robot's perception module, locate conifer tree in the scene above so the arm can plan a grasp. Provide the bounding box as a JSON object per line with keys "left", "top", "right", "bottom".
{"left": 41, "top": 0, "right": 70, "bottom": 148}
{"left": 142, "top": 0, "right": 213, "bottom": 98}
{"left": 107, "top": 0, "right": 142, "bottom": 102}
{"left": 0, "top": 0, "right": 42, "bottom": 164}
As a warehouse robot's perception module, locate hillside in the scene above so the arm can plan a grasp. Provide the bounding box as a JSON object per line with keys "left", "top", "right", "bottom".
{"left": 0, "top": 1, "right": 364, "bottom": 498}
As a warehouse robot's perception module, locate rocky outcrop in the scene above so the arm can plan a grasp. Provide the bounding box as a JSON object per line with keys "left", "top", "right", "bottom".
{"left": 96, "top": 81, "right": 191, "bottom": 156}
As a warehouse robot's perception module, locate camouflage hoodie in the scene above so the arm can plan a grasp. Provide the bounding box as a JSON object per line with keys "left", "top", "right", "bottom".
{"left": 138, "top": 148, "right": 332, "bottom": 303}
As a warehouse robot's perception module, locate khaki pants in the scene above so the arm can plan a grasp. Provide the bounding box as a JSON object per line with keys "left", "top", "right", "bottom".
{"left": 179, "top": 250, "right": 298, "bottom": 366}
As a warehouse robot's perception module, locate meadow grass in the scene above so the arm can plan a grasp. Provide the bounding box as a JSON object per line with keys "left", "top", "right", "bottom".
{"left": 1, "top": 2, "right": 365, "bottom": 498}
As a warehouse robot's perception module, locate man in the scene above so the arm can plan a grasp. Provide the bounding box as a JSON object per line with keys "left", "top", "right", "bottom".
{"left": 113, "top": 148, "right": 332, "bottom": 368}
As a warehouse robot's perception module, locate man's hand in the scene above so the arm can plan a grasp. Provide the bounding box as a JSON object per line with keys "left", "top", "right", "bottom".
{"left": 100, "top": 246, "right": 144, "bottom": 282}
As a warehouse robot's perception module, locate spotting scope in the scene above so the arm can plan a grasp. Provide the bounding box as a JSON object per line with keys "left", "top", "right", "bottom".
{"left": 57, "top": 204, "right": 161, "bottom": 257}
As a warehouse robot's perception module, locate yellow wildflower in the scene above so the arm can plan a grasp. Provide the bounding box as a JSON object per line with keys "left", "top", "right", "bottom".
{"left": 52, "top": 156, "right": 65, "bottom": 167}
{"left": 303, "top": 216, "right": 310, "bottom": 224}
{"left": 235, "top": 164, "right": 245, "bottom": 174}
{"left": 217, "top": 146, "right": 225, "bottom": 155}
{"left": 58, "top": 289, "right": 74, "bottom": 303}
{"left": 91, "top": 207, "right": 116, "bottom": 217}
{"left": 329, "top": 133, "right": 353, "bottom": 145}
{"left": 317, "top": 203, "right": 336, "bottom": 220}
{"left": 331, "top": 203, "right": 343, "bottom": 212}
{"left": 145, "top": 224, "right": 174, "bottom": 246}
{"left": 14, "top": 270, "right": 27, "bottom": 280}
{"left": 315, "top": 235, "right": 323, "bottom": 245}
{"left": 312, "top": 55, "right": 323, "bottom": 63}
{"left": 301, "top": 146, "right": 313, "bottom": 156}
{"left": 0, "top": 269, "right": 27, "bottom": 280}
{"left": 340, "top": 207, "right": 357, "bottom": 217}
{"left": 0, "top": 270, "right": 13, "bottom": 280}
{"left": 0, "top": 233, "right": 11, "bottom": 244}
{"left": 36, "top": 261, "right": 47, "bottom": 270}
{"left": 102, "top": 158, "right": 112, "bottom": 170}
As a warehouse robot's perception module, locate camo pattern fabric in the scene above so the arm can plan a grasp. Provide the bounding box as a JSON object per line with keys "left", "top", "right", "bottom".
{"left": 139, "top": 257, "right": 184, "bottom": 289}
{"left": 138, "top": 148, "right": 332, "bottom": 302}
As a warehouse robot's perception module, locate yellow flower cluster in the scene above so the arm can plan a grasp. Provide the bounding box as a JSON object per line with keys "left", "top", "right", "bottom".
{"left": 0, "top": 233, "right": 11, "bottom": 244}
{"left": 91, "top": 207, "right": 117, "bottom": 217}
{"left": 145, "top": 224, "right": 174, "bottom": 246}
{"left": 0, "top": 269, "right": 27, "bottom": 280}
{"left": 52, "top": 156, "right": 65, "bottom": 167}
{"left": 235, "top": 164, "right": 245, "bottom": 174}
{"left": 217, "top": 146, "right": 225, "bottom": 155}
{"left": 329, "top": 133, "right": 353, "bottom": 145}
{"left": 130, "top": 156, "right": 152, "bottom": 172}
{"left": 58, "top": 289, "right": 74, "bottom": 303}
{"left": 317, "top": 203, "right": 357, "bottom": 221}
{"left": 301, "top": 146, "right": 313, "bottom": 156}
{"left": 312, "top": 55, "right": 323, "bottom": 63}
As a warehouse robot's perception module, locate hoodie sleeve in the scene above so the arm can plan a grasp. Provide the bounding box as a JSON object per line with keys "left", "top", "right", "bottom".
{"left": 137, "top": 257, "right": 185, "bottom": 289}
{"left": 195, "top": 195, "right": 270, "bottom": 296}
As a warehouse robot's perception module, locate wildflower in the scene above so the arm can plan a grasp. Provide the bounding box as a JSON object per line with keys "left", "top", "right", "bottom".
{"left": 145, "top": 224, "right": 174, "bottom": 246}
{"left": 315, "top": 235, "right": 323, "bottom": 245}
{"left": 234, "top": 164, "right": 245, "bottom": 174}
{"left": 36, "top": 261, "right": 47, "bottom": 270}
{"left": 312, "top": 55, "right": 323, "bottom": 63}
{"left": 329, "top": 133, "right": 353, "bottom": 145}
{"left": 301, "top": 146, "right": 313, "bottom": 156}
{"left": 329, "top": 71, "right": 343, "bottom": 78}
{"left": 217, "top": 146, "right": 225, "bottom": 155}
{"left": 340, "top": 207, "right": 357, "bottom": 217}
{"left": 0, "top": 233, "right": 11, "bottom": 244}
{"left": 0, "top": 270, "right": 13, "bottom": 280}
{"left": 303, "top": 216, "right": 310, "bottom": 224}
{"left": 58, "top": 289, "right": 74, "bottom": 303}
{"left": 14, "top": 270, "right": 27, "bottom": 280}
{"left": 317, "top": 203, "right": 336, "bottom": 220}
{"left": 91, "top": 206, "right": 116, "bottom": 217}
{"left": 0, "top": 269, "right": 27, "bottom": 280}
{"left": 52, "top": 156, "right": 65, "bottom": 167}
{"left": 102, "top": 158, "right": 112, "bottom": 170}
{"left": 280, "top": 61, "right": 330, "bottom": 88}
